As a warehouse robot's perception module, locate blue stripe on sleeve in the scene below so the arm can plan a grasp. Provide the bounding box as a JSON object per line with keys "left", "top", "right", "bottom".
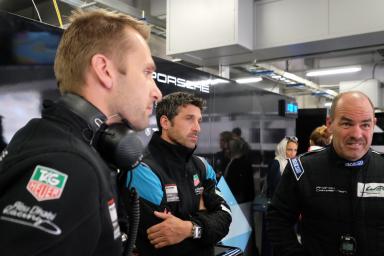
{"left": 200, "top": 158, "right": 217, "bottom": 183}
{"left": 126, "top": 163, "right": 163, "bottom": 206}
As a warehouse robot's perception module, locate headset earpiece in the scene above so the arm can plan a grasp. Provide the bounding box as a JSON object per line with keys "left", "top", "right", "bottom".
{"left": 96, "top": 123, "right": 143, "bottom": 170}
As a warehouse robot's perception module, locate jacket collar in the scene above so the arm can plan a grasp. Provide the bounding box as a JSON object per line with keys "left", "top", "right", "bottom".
{"left": 149, "top": 131, "right": 196, "bottom": 162}
{"left": 42, "top": 98, "right": 94, "bottom": 143}
{"left": 329, "top": 145, "right": 371, "bottom": 168}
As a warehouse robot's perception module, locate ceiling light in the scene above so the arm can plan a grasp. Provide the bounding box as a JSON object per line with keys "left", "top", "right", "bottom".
{"left": 286, "top": 83, "right": 305, "bottom": 88}
{"left": 210, "top": 78, "right": 230, "bottom": 85}
{"left": 252, "top": 63, "right": 338, "bottom": 98}
{"left": 235, "top": 77, "right": 263, "bottom": 84}
{"left": 306, "top": 65, "right": 362, "bottom": 77}
{"left": 271, "top": 75, "right": 282, "bottom": 79}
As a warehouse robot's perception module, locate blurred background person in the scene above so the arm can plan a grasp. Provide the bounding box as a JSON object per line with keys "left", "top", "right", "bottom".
{"left": 224, "top": 137, "right": 255, "bottom": 204}
{"left": 308, "top": 125, "right": 332, "bottom": 151}
{"left": 267, "top": 136, "right": 298, "bottom": 198}
{"left": 223, "top": 136, "right": 256, "bottom": 255}
{"left": 232, "top": 127, "right": 251, "bottom": 154}
{"left": 214, "top": 131, "right": 233, "bottom": 180}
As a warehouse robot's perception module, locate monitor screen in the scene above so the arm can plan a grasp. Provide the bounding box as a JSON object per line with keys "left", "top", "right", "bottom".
{"left": 0, "top": 11, "right": 62, "bottom": 66}
{"left": 278, "top": 99, "right": 298, "bottom": 118}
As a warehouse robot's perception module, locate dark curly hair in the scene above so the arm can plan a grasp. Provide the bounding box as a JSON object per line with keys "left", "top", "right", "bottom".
{"left": 156, "top": 92, "right": 204, "bottom": 133}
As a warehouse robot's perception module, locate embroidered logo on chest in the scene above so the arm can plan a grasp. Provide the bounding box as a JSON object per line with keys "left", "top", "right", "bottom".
{"left": 315, "top": 186, "right": 347, "bottom": 194}
{"left": 193, "top": 174, "right": 204, "bottom": 195}
{"left": 193, "top": 174, "right": 200, "bottom": 186}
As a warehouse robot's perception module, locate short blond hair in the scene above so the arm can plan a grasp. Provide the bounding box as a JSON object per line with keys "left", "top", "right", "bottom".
{"left": 54, "top": 9, "right": 150, "bottom": 94}
{"left": 310, "top": 125, "right": 331, "bottom": 147}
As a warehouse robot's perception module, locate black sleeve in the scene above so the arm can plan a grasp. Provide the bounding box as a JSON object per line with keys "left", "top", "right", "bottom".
{"left": 266, "top": 163, "right": 308, "bottom": 256}
{"left": 267, "top": 160, "right": 281, "bottom": 198}
{"left": 0, "top": 152, "right": 107, "bottom": 256}
{"left": 190, "top": 179, "right": 232, "bottom": 245}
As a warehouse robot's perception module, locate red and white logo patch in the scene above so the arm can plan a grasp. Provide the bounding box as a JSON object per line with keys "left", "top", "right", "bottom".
{"left": 27, "top": 165, "right": 68, "bottom": 201}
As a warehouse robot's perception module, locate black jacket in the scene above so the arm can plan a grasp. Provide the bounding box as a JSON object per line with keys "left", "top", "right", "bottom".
{"left": 267, "top": 146, "right": 384, "bottom": 256}
{"left": 128, "top": 132, "right": 232, "bottom": 256}
{"left": 0, "top": 99, "right": 122, "bottom": 255}
{"left": 213, "top": 150, "right": 230, "bottom": 176}
{"left": 267, "top": 159, "right": 282, "bottom": 198}
{"left": 224, "top": 154, "right": 255, "bottom": 204}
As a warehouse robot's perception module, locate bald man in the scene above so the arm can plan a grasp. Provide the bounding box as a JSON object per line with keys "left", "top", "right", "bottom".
{"left": 267, "top": 91, "right": 384, "bottom": 256}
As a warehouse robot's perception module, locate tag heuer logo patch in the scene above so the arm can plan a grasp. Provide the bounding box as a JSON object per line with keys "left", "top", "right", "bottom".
{"left": 27, "top": 165, "right": 68, "bottom": 201}
{"left": 193, "top": 174, "right": 200, "bottom": 186}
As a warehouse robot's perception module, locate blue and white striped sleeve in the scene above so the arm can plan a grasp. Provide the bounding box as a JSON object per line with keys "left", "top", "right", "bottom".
{"left": 200, "top": 157, "right": 217, "bottom": 183}
{"left": 126, "top": 163, "right": 163, "bottom": 206}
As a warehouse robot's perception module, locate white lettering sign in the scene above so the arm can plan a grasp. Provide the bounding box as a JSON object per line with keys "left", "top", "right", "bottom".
{"left": 153, "top": 72, "right": 210, "bottom": 94}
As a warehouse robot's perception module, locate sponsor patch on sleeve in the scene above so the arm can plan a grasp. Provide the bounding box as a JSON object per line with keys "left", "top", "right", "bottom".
{"left": 289, "top": 158, "right": 305, "bottom": 181}
{"left": 108, "top": 199, "right": 121, "bottom": 240}
{"left": 1, "top": 201, "right": 61, "bottom": 235}
{"left": 27, "top": 165, "right": 68, "bottom": 201}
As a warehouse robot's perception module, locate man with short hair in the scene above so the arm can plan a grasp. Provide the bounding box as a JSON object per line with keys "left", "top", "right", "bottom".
{"left": 127, "top": 92, "right": 232, "bottom": 256}
{"left": 0, "top": 10, "right": 161, "bottom": 256}
{"left": 267, "top": 91, "right": 384, "bottom": 256}
{"left": 214, "top": 131, "right": 233, "bottom": 179}
{"left": 232, "top": 127, "right": 251, "bottom": 154}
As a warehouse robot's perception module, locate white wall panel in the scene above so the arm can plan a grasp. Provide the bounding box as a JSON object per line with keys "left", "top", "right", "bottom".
{"left": 167, "top": 0, "right": 253, "bottom": 56}
{"left": 330, "top": 0, "right": 384, "bottom": 36}
{"left": 255, "top": 0, "right": 328, "bottom": 48}
{"left": 166, "top": 0, "right": 384, "bottom": 66}
{"left": 339, "top": 79, "right": 383, "bottom": 108}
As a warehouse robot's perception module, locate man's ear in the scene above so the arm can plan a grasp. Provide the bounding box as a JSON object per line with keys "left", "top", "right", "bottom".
{"left": 160, "top": 115, "right": 169, "bottom": 130}
{"left": 90, "top": 54, "right": 113, "bottom": 89}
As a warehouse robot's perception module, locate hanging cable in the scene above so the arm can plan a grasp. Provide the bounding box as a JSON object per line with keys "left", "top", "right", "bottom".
{"left": 31, "top": 0, "right": 42, "bottom": 22}
{"left": 52, "top": 0, "right": 63, "bottom": 28}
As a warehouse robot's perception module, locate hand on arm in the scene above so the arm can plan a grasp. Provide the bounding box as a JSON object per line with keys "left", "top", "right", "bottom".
{"left": 147, "top": 211, "right": 193, "bottom": 249}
